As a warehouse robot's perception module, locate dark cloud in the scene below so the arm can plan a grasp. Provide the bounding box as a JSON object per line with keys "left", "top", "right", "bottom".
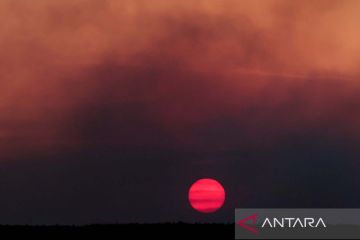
{"left": 1, "top": 0, "right": 360, "bottom": 224}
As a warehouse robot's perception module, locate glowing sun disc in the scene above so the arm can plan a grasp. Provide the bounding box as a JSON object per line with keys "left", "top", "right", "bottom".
{"left": 188, "top": 178, "right": 225, "bottom": 213}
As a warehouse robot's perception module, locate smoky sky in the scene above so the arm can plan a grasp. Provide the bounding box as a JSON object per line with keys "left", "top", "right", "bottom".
{"left": 1, "top": 0, "right": 360, "bottom": 224}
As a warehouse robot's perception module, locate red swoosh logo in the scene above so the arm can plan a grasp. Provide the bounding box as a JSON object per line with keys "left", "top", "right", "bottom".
{"left": 237, "top": 213, "right": 259, "bottom": 234}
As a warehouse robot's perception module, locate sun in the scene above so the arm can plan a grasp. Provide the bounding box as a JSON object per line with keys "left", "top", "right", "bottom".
{"left": 188, "top": 178, "right": 225, "bottom": 213}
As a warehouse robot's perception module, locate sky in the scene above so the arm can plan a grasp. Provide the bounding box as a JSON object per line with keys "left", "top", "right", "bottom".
{"left": 1, "top": 0, "right": 360, "bottom": 224}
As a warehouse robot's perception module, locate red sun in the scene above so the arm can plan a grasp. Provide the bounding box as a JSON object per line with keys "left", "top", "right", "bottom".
{"left": 188, "top": 178, "right": 225, "bottom": 213}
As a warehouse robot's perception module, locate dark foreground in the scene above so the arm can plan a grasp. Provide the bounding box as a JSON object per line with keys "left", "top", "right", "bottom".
{"left": 0, "top": 223, "right": 234, "bottom": 239}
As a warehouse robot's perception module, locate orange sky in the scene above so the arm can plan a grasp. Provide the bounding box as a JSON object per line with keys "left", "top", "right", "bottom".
{"left": 1, "top": 0, "right": 360, "bottom": 158}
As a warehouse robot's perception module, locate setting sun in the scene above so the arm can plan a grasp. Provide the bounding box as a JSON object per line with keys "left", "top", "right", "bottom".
{"left": 188, "top": 178, "right": 225, "bottom": 213}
